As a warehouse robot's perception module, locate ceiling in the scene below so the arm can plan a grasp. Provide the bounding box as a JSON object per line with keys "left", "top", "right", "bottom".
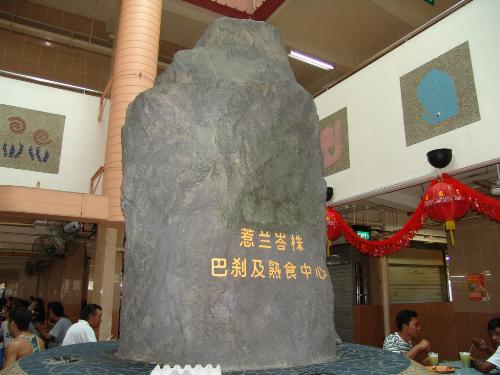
{"left": 24, "top": 0, "right": 464, "bottom": 95}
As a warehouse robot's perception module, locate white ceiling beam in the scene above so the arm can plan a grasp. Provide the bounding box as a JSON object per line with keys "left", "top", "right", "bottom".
{"left": 370, "top": 0, "right": 430, "bottom": 28}
{"left": 367, "top": 191, "right": 422, "bottom": 213}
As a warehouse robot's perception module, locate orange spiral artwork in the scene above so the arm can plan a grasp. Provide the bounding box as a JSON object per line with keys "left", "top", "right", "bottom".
{"left": 32, "top": 129, "right": 52, "bottom": 146}
{"left": 8, "top": 116, "right": 27, "bottom": 134}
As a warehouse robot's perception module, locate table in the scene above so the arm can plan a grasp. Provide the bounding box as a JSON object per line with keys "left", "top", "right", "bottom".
{"left": 439, "top": 361, "right": 500, "bottom": 375}
{"left": 2, "top": 341, "right": 431, "bottom": 375}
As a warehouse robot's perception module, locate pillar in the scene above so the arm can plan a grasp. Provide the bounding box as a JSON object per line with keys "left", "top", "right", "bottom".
{"left": 103, "top": 0, "right": 162, "bottom": 224}
{"left": 88, "top": 225, "right": 121, "bottom": 339}
{"left": 95, "top": 0, "right": 162, "bottom": 337}
{"left": 379, "top": 256, "right": 390, "bottom": 336}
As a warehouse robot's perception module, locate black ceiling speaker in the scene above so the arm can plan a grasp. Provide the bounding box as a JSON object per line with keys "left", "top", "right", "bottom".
{"left": 427, "top": 148, "right": 452, "bottom": 169}
{"left": 326, "top": 187, "right": 333, "bottom": 201}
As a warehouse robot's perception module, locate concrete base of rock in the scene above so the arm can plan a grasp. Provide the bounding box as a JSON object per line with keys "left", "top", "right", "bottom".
{"left": 3, "top": 341, "right": 429, "bottom": 375}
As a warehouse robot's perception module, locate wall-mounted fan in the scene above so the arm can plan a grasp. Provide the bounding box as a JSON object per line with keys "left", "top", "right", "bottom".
{"left": 32, "top": 235, "right": 64, "bottom": 257}
{"left": 24, "top": 257, "right": 53, "bottom": 276}
{"left": 474, "top": 164, "right": 500, "bottom": 196}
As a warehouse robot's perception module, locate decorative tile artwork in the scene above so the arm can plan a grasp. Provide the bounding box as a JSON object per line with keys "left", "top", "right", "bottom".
{"left": 400, "top": 41, "right": 480, "bottom": 146}
{"left": 0, "top": 104, "right": 65, "bottom": 173}
{"left": 320, "top": 107, "right": 349, "bottom": 176}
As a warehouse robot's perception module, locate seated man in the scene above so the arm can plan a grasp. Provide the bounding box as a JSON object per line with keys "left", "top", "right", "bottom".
{"left": 34, "top": 301, "right": 72, "bottom": 348}
{"left": 62, "top": 304, "right": 102, "bottom": 346}
{"left": 383, "top": 309, "right": 431, "bottom": 364}
{"left": 2, "top": 308, "right": 44, "bottom": 369}
{"left": 471, "top": 317, "right": 500, "bottom": 373}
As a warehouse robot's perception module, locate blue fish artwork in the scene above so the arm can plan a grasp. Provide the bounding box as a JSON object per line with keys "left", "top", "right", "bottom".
{"left": 417, "top": 69, "right": 459, "bottom": 125}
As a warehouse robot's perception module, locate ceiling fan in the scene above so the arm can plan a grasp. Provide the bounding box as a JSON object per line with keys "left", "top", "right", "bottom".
{"left": 474, "top": 164, "right": 500, "bottom": 196}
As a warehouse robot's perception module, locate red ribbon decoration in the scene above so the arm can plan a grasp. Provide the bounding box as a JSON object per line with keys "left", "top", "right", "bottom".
{"left": 442, "top": 173, "right": 500, "bottom": 221}
{"left": 327, "top": 174, "right": 500, "bottom": 256}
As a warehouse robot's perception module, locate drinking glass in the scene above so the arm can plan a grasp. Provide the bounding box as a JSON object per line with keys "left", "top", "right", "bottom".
{"left": 429, "top": 352, "right": 439, "bottom": 366}
{"left": 459, "top": 351, "right": 471, "bottom": 368}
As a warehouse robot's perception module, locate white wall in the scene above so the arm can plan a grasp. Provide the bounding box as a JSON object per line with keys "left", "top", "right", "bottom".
{"left": 315, "top": 0, "right": 500, "bottom": 204}
{"left": 0, "top": 76, "right": 109, "bottom": 194}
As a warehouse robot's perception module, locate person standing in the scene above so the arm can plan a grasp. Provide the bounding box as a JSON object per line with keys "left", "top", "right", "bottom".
{"left": 62, "top": 304, "right": 102, "bottom": 346}
{"left": 34, "top": 301, "right": 71, "bottom": 348}
{"left": 382, "top": 309, "right": 431, "bottom": 365}
{"left": 2, "top": 308, "right": 44, "bottom": 369}
{"left": 471, "top": 317, "right": 500, "bottom": 373}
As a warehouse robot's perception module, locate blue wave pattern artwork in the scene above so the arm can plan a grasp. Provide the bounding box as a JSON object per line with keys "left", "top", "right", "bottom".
{"left": 417, "top": 69, "right": 459, "bottom": 125}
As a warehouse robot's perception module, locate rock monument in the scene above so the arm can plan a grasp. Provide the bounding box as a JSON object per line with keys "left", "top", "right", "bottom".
{"left": 118, "top": 17, "right": 336, "bottom": 370}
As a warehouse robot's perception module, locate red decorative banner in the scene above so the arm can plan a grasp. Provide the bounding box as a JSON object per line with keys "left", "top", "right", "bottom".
{"left": 327, "top": 174, "right": 500, "bottom": 256}
{"left": 442, "top": 173, "right": 500, "bottom": 222}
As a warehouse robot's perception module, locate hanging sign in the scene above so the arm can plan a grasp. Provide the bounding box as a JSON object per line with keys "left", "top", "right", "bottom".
{"left": 466, "top": 273, "right": 489, "bottom": 302}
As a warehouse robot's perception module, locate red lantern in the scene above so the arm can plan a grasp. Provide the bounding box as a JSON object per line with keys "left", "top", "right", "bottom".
{"left": 326, "top": 206, "right": 342, "bottom": 241}
{"left": 424, "top": 181, "right": 470, "bottom": 245}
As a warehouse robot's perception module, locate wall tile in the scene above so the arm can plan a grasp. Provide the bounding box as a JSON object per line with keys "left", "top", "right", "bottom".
{"left": 61, "top": 12, "right": 77, "bottom": 32}
{"left": 13, "top": 0, "right": 30, "bottom": 18}
{"left": 1, "top": 55, "right": 22, "bottom": 71}
{"left": 5, "top": 38, "right": 25, "bottom": 58}
{"left": 71, "top": 57, "right": 85, "bottom": 73}
{"left": 19, "top": 59, "right": 38, "bottom": 76}
{"left": 23, "top": 44, "right": 42, "bottom": 62}
{"left": 36, "top": 63, "right": 55, "bottom": 80}
{"left": 86, "top": 74, "right": 102, "bottom": 91}
{"left": 75, "top": 15, "right": 91, "bottom": 36}
{"left": 46, "top": 7, "right": 63, "bottom": 27}
{"left": 29, "top": 2, "right": 47, "bottom": 23}
{"left": 478, "top": 235, "right": 499, "bottom": 255}
{"left": 40, "top": 46, "right": 57, "bottom": 66}
{"left": 0, "top": 0, "right": 14, "bottom": 13}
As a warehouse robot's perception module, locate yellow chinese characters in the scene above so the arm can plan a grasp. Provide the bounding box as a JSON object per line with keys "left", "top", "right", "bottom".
{"left": 211, "top": 258, "right": 328, "bottom": 281}
{"left": 290, "top": 234, "right": 304, "bottom": 252}
{"left": 300, "top": 263, "right": 312, "bottom": 279}
{"left": 211, "top": 258, "right": 227, "bottom": 277}
{"left": 258, "top": 231, "right": 272, "bottom": 249}
{"left": 240, "top": 228, "right": 255, "bottom": 248}
{"left": 251, "top": 259, "right": 265, "bottom": 278}
{"left": 268, "top": 260, "right": 282, "bottom": 279}
{"left": 240, "top": 227, "right": 305, "bottom": 252}
{"left": 283, "top": 262, "right": 296, "bottom": 279}
{"left": 275, "top": 233, "right": 286, "bottom": 251}
{"left": 315, "top": 266, "right": 328, "bottom": 280}
{"left": 231, "top": 257, "right": 247, "bottom": 277}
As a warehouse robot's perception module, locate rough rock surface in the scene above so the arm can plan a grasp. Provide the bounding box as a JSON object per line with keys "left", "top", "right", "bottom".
{"left": 118, "top": 17, "right": 336, "bottom": 370}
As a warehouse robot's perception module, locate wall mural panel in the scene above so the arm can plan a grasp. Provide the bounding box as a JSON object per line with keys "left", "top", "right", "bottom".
{"left": 0, "top": 104, "right": 65, "bottom": 174}
{"left": 320, "top": 106, "right": 349, "bottom": 176}
{"left": 400, "top": 41, "right": 480, "bottom": 146}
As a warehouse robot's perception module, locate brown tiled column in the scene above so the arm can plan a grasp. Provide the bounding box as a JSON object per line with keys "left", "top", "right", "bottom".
{"left": 103, "top": 0, "right": 162, "bottom": 224}
{"left": 94, "top": 0, "right": 162, "bottom": 339}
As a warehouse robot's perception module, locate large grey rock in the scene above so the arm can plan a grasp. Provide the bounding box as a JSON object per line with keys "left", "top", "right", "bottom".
{"left": 118, "top": 17, "right": 336, "bottom": 370}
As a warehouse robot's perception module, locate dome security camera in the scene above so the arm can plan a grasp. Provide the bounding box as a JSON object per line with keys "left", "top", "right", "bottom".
{"left": 63, "top": 222, "right": 81, "bottom": 234}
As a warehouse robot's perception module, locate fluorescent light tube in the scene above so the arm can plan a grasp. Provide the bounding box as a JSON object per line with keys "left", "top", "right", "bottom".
{"left": 288, "top": 50, "right": 334, "bottom": 70}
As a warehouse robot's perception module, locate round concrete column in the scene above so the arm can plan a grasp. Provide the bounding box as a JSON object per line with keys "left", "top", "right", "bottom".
{"left": 103, "top": 0, "right": 162, "bottom": 224}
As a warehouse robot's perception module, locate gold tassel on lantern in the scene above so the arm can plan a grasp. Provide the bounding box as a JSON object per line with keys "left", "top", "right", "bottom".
{"left": 445, "top": 220, "right": 456, "bottom": 246}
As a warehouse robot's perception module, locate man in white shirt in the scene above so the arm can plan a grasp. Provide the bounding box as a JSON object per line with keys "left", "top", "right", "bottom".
{"left": 472, "top": 317, "right": 500, "bottom": 373}
{"left": 62, "top": 304, "right": 102, "bottom": 346}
